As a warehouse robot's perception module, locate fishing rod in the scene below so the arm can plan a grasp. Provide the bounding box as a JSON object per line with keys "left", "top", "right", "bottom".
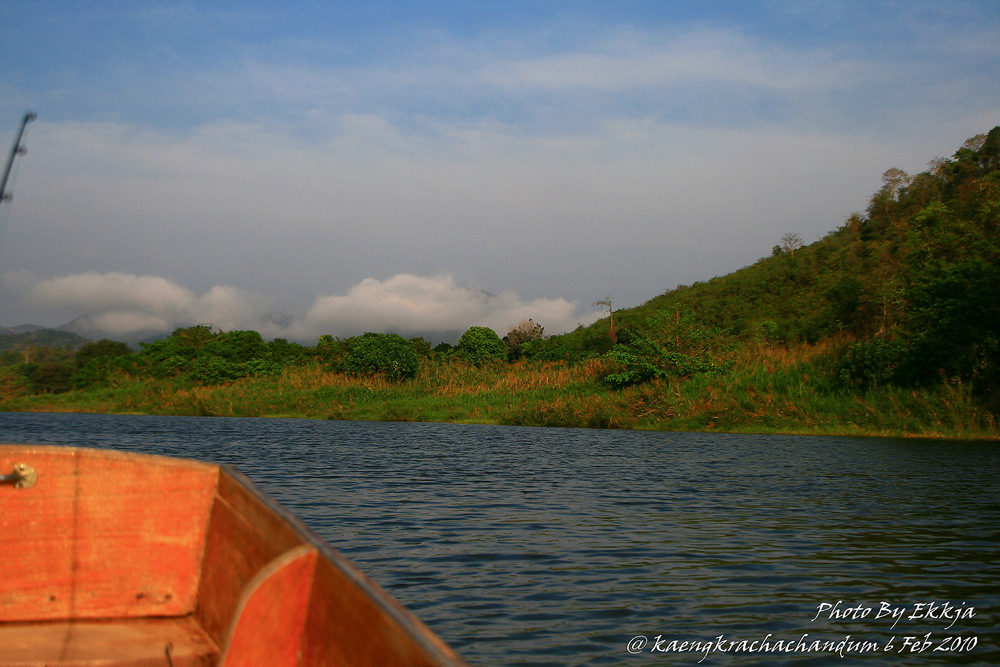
{"left": 0, "top": 111, "right": 37, "bottom": 209}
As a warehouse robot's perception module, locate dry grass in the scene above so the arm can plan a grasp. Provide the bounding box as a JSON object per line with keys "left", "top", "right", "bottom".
{"left": 2, "top": 347, "right": 996, "bottom": 440}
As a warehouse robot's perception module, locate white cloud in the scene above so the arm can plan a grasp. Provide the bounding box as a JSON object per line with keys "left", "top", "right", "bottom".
{"left": 477, "top": 29, "right": 865, "bottom": 93}
{"left": 28, "top": 272, "right": 194, "bottom": 315}
{"left": 297, "top": 273, "right": 596, "bottom": 340}
{"left": 15, "top": 271, "right": 267, "bottom": 337}
{"left": 12, "top": 270, "right": 597, "bottom": 343}
{"left": 76, "top": 311, "right": 174, "bottom": 336}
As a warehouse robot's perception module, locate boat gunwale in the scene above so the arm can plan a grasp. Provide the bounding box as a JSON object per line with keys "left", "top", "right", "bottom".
{"left": 218, "top": 461, "right": 467, "bottom": 666}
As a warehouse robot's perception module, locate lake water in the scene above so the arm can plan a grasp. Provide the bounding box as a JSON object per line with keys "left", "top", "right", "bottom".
{"left": 1, "top": 411, "right": 997, "bottom": 665}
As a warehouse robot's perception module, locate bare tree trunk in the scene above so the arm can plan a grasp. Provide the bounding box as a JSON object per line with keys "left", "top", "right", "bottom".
{"left": 594, "top": 297, "right": 616, "bottom": 342}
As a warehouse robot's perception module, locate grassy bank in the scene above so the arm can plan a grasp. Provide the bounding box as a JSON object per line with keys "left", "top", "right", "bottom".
{"left": 3, "top": 342, "right": 996, "bottom": 440}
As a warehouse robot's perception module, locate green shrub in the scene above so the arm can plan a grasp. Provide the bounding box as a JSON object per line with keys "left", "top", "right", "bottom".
{"left": 456, "top": 326, "right": 507, "bottom": 366}
{"left": 0, "top": 366, "right": 30, "bottom": 399}
{"left": 206, "top": 330, "right": 268, "bottom": 362}
{"left": 603, "top": 306, "right": 735, "bottom": 388}
{"left": 312, "top": 335, "right": 347, "bottom": 365}
{"left": 72, "top": 355, "right": 139, "bottom": 389}
{"left": 266, "top": 338, "right": 305, "bottom": 365}
{"left": 504, "top": 319, "right": 546, "bottom": 361}
{"left": 74, "top": 339, "right": 132, "bottom": 368}
{"left": 838, "top": 337, "right": 908, "bottom": 387}
{"left": 189, "top": 357, "right": 245, "bottom": 385}
{"left": 342, "top": 333, "right": 419, "bottom": 381}
{"left": 243, "top": 358, "right": 284, "bottom": 377}
{"left": 24, "top": 362, "right": 75, "bottom": 393}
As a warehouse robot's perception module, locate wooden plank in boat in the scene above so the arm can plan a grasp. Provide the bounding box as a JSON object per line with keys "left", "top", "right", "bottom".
{"left": 0, "top": 616, "right": 220, "bottom": 665}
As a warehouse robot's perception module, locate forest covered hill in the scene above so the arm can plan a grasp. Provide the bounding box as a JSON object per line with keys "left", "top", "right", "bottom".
{"left": 544, "top": 126, "right": 1000, "bottom": 407}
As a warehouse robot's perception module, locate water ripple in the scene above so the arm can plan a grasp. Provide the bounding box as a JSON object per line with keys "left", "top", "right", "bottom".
{"left": 1, "top": 413, "right": 997, "bottom": 665}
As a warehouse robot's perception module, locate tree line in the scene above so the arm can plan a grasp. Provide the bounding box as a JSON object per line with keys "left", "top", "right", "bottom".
{"left": 0, "top": 321, "right": 555, "bottom": 395}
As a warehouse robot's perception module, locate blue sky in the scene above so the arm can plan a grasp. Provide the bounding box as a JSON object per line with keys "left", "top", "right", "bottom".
{"left": 1, "top": 1, "right": 998, "bottom": 342}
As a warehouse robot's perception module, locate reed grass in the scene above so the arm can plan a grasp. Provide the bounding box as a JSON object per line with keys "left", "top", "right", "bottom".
{"left": 2, "top": 347, "right": 996, "bottom": 440}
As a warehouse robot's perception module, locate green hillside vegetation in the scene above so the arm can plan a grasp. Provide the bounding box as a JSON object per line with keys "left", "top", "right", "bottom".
{"left": 2, "top": 128, "right": 998, "bottom": 439}
{"left": 542, "top": 127, "right": 999, "bottom": 397}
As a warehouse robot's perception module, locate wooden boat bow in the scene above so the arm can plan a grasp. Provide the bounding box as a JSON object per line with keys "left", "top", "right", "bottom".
{"left": 0, "top": 444, "right": 468, "bottom": 666}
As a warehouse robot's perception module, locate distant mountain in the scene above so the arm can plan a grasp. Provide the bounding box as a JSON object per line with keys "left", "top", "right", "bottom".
{"left": 57, "top": 314, "right": 164, "bottom": 346}
{"left": 54, "top": 311, "right": 302, "bottom": 346}
{"left": 0, "top": 327, "right": 91, "bottom": 353}
{"left": 0, "top": 324, "right": 45, "bottom": 335}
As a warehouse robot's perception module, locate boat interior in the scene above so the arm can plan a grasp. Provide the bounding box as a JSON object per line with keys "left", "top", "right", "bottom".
{"left": 0, "top": 445, "right": 463, "bottom": 666}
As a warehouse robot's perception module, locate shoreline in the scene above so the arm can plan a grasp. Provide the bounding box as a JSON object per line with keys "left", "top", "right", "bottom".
{"left": 3, "top": 405, "right": 996, "bottom": 442}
